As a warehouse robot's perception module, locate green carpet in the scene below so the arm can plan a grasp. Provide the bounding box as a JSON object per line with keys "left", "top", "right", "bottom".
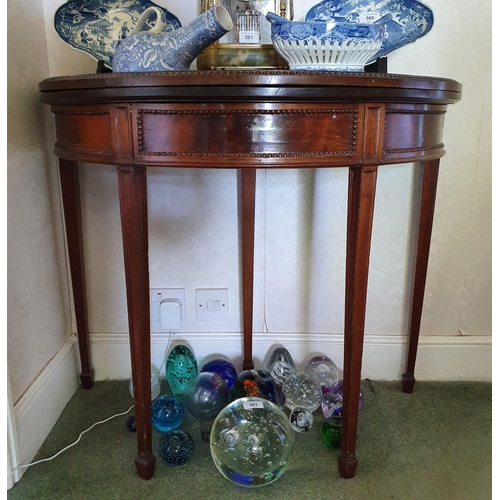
{"left": 8, "top": 380, "right": 491, "bottom": 500}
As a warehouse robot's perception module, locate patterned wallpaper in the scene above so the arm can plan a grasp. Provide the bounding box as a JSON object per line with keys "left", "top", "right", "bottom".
{"left": 8, "top": 0, "right": 490, "bottom": 401}
{"left": 48, "top": 0, "right": 491, "bottom": 340}
{"left": 8, "top": 0, "right": 71, "bottom": 402}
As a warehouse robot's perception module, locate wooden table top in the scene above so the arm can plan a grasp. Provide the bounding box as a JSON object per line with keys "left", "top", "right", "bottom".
{"left": 38, "top": 71, "right": 462, "bottom": 105}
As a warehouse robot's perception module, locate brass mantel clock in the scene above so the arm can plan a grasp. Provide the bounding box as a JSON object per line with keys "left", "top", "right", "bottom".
{"left": 197, "top": 0, "right": 293, "bottom": 70}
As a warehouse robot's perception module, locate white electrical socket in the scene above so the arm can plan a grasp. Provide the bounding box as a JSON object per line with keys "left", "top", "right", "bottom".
{"left": 150, "top": 288, "right": 186, "bottom": 332}
{"left": 195, "top": 288, "right": 229, "bottom": 320}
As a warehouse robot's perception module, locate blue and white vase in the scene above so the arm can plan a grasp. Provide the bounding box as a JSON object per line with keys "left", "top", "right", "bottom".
{"left": 112, "top": 5, "right": 232, "bottom": 72}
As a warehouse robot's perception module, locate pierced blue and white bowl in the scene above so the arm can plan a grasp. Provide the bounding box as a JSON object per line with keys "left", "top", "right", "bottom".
{"left": 266, "top": 12, "right": 384, "bottom": 72}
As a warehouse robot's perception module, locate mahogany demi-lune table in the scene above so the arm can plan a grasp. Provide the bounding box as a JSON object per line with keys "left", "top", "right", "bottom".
{"left": 38, "top": 71, "right": 462, "bottom": 480}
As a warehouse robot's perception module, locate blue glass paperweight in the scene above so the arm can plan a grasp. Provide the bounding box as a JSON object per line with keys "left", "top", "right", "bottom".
{"left": 158, "top": 430, "right": 195, "bottom": 466}
{"left": 151, "top": 394, "right": 184, "bottom": 432}
{"left": 126, "top": 414, "right": 136, "bottom": 432}
{"left": 201, "top": 358, "right": 238, "bottom": 390}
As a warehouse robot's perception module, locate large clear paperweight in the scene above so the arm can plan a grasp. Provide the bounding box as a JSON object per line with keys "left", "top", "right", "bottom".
{"left": 210, "top": 397, "right": 294, "bottom": 487}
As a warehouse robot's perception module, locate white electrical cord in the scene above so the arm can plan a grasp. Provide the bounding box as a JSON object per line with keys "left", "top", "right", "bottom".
{"left": 157, "top": 329, "right": 173, "bottom": 377}
{"left": 7, "top": 405, "right": 134, "bottom": 480}
{"left": 8, "top": 332, "right": 175, "bottom": 482}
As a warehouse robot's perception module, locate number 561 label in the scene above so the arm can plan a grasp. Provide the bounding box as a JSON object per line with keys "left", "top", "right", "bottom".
{"left": 239, "top": 31, "right": 260, "bottom": 44}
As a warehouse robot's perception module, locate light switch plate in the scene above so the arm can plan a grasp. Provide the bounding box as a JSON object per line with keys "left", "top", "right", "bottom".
{"left": 195, "top": 288, "right": 229, "bottom": 320}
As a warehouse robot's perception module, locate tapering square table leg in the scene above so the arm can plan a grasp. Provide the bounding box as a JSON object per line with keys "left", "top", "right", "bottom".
{"left": 402, "top": 159, "right": 440, "bottom": 393}
{"left": 58, "top": 158, "right": 94, "bottom": 389}
{"left": 241, "top": 168, "right": 256, "bottom": 371}
{"left": 117, "top": 165, "right": 155, "bottom": 480}
{"left": 338, "top": 165, "right": 378, "bottom": 479}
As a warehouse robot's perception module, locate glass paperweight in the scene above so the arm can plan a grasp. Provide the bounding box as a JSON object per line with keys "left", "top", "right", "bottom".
{"left": 201, "top": 428, "right": 211, "bottom": 443}
{"left": 304, "top": 355, "right": 339, "bottom": 394}
{"left": 281, "top": 373, "right": 323, "bottom": 412}
{"left": 151, "top": 394, "right": 184, "bottom": 432}
{"left": 158, "top": 430, "right": 195, "bottom": 466}
{"left": 126, "top": 415, "right": 136, "bottom": 432}
{"left": 266, "top": 347, "right": 297, "bottom": 387}
{"left": 183, "top": 372, "right": 228, "bottom": 421}
{"left": 165, "top": 345, "right": 198, "bottom": 397}
{"left": 321, "top": 416, "right": 342, "bottom": 449}
{"left": 210, "top": 397, "right": 294, "bottom": 488}
{"left": 329, "top": 379, "right": 364, "bottom": 413}
{"left": 289, "top": 408, "right": 313, "bottom": 433}
{"left": 129, "top": 365, "right": 161, "bottom": 401}
{"left": 227, "top": 369, "right": 285, "bottom": 409}
{"left": 201, "top": 358, "right": 238, "bottom": 390}
{"left": 321, "top": 392, "right": 343, "bottom": 418}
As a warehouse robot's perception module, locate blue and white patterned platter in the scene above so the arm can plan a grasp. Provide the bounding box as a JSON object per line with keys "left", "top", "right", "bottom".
{"left": 305, "top": 0, "right": 433, "bottom": 61}
{"left": 54, "top": 0, "right": 181, "bottom": 68}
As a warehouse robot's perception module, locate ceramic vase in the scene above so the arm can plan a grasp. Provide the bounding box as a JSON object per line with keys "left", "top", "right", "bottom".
{"left": 112, "top": 5, "right": 232, "bottom": 72}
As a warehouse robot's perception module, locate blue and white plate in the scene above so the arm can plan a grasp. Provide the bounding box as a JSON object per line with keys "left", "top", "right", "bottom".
{"left": 54, "top": 0, "right": 182, "bottom": 68}
{"left": 305, "top": 0, "right": 434, "bottom": 61}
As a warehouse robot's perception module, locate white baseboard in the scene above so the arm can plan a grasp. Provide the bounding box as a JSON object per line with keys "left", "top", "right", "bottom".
{"left": 14, "top": 334, "right": 80, "bottom": 471}
{"left": 89, "top": 332, "right": 492, "bottom": 382}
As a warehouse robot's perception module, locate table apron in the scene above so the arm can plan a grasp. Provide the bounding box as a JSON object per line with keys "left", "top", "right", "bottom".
{"left": 51, "top": 102, "right": 448, "bottom": 167}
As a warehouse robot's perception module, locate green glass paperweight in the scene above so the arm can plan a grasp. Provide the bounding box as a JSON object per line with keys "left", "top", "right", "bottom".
{"left": 165, "top": 344, "right": 198, "bottom": 397}
{"left": 321, "top": 416, "right": 342, "bottom": 449}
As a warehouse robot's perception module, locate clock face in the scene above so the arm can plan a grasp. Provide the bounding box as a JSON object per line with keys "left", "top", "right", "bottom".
{"left": 220, "top": 1, "right": 275, "bottom": 22}
{"left": 218, "top": 0, "right": 277, "bottom": 44}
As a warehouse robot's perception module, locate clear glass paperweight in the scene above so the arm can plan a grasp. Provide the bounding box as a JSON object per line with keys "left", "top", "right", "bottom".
{"left": 289, "top": 408, "right": 313, "bottom": 433}
{"left": 183, "top": 372, "right": 228, "bottom": 421}
{"left": 210, "top": 397, "right": 294, "bottom": 487}
{"left": 304, "top": 355, "right": 339, "bottom": 394}
{"left": 266, "top": 347, "right": 297, "bottom": 387}
{"left": 282, "top": 372, "right": 322, "bottom": 412}
{"left": 129, "top": 365, "right": 161, "bottom": 401}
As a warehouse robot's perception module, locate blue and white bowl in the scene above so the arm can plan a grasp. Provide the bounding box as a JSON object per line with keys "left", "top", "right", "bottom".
{"left": 266, "top": 12, "right": 384, "bottom": 72}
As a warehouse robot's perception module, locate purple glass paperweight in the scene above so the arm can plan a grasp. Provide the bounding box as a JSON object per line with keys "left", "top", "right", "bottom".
{"left": 325, "top": 379, "right": 364, "bottom": 415}
{"left": 321, "top": 392, "right": 343, "bottom": 418}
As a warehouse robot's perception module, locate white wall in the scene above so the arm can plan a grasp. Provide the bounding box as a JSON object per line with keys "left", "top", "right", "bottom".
{"left": 7, "top": 0, "right": 72, "bottom": 404}
{"left": 8, "top": 0, "right": 82, "bottom": 477}
{"left": 35, "top": 0, "right": 492, "bottom": 381}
